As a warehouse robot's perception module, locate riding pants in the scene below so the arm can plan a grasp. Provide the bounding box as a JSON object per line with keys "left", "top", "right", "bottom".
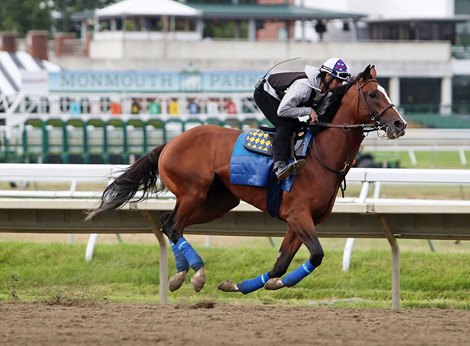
{"left": 254, "top": 83, "right": 299, "bottom": 163}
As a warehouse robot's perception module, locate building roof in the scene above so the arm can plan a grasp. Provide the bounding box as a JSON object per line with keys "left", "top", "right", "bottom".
{"left": 0, "top": 52, "right": 60, "bottom": 96}
{"left": 76, "top": 2, "right": 365, "bottom": 21}
{"left": 190, "top": 4, "right": 366, "bottom": 21}
{"left": 95, "top": 0, "right": 201, "bottom": 18}
{"left": 71, "top": 9, "right": 95, "bottom": 21}
{"left": 366, "top": 15, "right": 470, "bottom": 24}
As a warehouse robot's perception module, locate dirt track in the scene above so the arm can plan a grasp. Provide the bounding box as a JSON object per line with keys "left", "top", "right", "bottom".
{"left": 1, "top": 302, "right": 469, "bottom": 346}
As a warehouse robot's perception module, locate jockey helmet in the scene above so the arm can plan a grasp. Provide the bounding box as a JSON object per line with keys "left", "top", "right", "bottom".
{"left": 320, "top": 58, "right": 351, "bottom": 81}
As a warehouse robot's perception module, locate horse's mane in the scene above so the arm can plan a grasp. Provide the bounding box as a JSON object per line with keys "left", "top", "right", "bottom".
{"left": 310, "top": 75, "right": 359, "bottom": 135}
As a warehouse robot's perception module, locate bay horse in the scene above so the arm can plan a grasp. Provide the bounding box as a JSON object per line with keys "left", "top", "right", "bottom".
{"left": 87, "top": 65, "right": 407, "bottom": 294}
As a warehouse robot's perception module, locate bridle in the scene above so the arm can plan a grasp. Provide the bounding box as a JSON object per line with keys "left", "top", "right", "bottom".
{"left": 315, "top": 78, "right": 394, "bottom": 132}
{"left": 311, "top": 78, "right": 395, "bottom": 197}
{"left": 356, "top": 79, "right": 395, "bottom": 127}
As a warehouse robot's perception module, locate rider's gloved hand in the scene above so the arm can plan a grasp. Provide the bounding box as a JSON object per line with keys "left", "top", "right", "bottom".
{"left": 309, "top": 109, "right": 318, "bottom": 124}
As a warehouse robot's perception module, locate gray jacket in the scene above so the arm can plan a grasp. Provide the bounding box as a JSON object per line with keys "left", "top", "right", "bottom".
{"left": 264, "top": 65, "right": 331, "bottom": 119}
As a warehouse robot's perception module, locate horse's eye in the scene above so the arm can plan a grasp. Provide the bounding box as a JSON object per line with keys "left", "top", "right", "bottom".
{"left": 369, "top": 91, "right": 377, "bottom": 98}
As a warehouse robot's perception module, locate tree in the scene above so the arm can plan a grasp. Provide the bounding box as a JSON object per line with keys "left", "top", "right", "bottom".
{"left": 0, "top": 0, "right": 52, "bottom": 36}
{"left": 0, "top": 0, "right": 117, "bottom": 37}
{"left": 52, "top": 0, "right": 116, "bottom": 34}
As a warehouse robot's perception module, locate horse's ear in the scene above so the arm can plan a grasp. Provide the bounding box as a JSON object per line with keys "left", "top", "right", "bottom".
{"left": 370, "top": 65, "right": 377, "bottom": 79}
{"left": 361, "top": 65, "right": 371, "bottom": 80}
{"left": 360, "top": 65, "right": 375, "bottom": 81}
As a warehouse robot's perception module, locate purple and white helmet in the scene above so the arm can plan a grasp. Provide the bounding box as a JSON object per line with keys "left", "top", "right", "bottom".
{"left": 320, "top": 58, "right": 351, "bottom": 81}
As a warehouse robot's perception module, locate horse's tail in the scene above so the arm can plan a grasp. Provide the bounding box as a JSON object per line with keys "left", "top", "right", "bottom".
{"left": 85, "top": 144, "right": 167, "bottom": 221}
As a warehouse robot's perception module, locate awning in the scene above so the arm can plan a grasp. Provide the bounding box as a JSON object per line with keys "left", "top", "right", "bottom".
{"left": 0, "top": 52, "right": 60, "bottom": 96}
{"left": 95, "top": 0, "right": 202, "bottom": 18}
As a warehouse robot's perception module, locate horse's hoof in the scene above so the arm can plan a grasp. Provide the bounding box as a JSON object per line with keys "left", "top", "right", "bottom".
{"left": 191, "top": 267, "right": 206, "bottom": 293}
{"left": 264, "top": 278, "right": 285, "bottom": 290}
{"left": 217, "top": 280, "right": 239, "bottom": 292}
{"left": 169, "top": 270, "right": 187, "bottom": 292}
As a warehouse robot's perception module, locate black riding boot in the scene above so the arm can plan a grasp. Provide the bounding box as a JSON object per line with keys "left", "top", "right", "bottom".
{"left": 272, "top": 127, "right": 295, "bottom": 180}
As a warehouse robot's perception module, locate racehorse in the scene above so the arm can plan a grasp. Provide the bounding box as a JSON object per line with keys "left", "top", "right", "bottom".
{"left": 86, "top": 65, "right": 407, "bottom": 294}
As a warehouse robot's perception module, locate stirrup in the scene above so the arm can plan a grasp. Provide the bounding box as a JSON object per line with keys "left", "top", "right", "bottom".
{"left": 274, "top": 162, "right": 294, "bottom": 180}
{"left": 291, "top": 159, "right": 306, "bottom": 174}
{"left": 273, "top": 161, "right": 290, "bottom": 180}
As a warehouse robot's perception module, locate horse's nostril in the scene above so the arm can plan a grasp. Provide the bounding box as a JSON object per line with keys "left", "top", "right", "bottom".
{"left": 394, "top": 120, "right": 405, "bottom": 130}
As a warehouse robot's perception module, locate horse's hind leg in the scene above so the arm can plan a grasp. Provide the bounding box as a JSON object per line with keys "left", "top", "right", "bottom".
{"left": 161, "top": 212, "right": 191, "bottom": 292}
{"left": 163, "top": 178, "right": 241, "bottom": 292}
{"left": 160, "top": 205, "right": 206, "bottom": 292}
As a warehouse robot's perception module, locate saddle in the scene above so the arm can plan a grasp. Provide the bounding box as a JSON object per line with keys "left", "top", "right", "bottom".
{"left": 242, "top": 124, "right": 312, "bottom": 159}
{"left": 231, "top": 126, "right": 313, "bottom": 217}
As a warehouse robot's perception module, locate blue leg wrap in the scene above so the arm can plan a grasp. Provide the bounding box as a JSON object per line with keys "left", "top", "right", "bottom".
{"left": 237, "top": 272, "right": 270, "bottom": 294}
{"left": 170, "top": 241, "right": 190, "bottom": 272}
{"left": 175, "top": 237, "right": 204, "bottom": 271}
{"left": 281, "top": 260, "right": 315, "bottom": 287}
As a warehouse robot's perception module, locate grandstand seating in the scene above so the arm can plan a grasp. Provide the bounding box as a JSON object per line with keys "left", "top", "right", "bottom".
{"left": 12, "top": 117, "right": 270, "bottom": 164}
{"left": 3, "top": 96, "right": 469, "bottom": 164}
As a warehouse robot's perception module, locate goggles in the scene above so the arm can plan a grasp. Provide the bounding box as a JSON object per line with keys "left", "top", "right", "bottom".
{"left": 321, "top": 65, "right": 351, "bottom": 81}
{"left": 335, "top": 72, "right": 351, "bottom": 81}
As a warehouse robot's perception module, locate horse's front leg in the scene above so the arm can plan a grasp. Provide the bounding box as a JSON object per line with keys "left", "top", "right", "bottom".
{"left": 265, "top": 212, "right": 324, "bottom": 290}
{"left": 218, "top": 227, "right": 302, "bottom": 294}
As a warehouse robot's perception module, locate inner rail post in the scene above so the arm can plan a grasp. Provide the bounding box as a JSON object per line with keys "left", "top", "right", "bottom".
{"left": 141, "top": 210, "right": 169, "bottom": 304}
{"left": 378, "top": 214, "right": 400, "bottom": 309}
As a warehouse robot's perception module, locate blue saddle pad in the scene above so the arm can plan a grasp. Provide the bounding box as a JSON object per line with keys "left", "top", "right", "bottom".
{"left": 230, "top": 132, "right": 294, "bottom": 192}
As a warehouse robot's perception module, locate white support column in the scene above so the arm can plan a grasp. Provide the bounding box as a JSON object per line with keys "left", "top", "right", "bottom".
{"left": 80, "top": 21, "right": 87, "bottom": 42}
{"left": 408, "top": 149, "right": 417, "bottom": 166}
{"left": 94, "top": 16, "right": 99, "bottom": 33}
{"left": 389, "top": 77, "right": 400, "bottom": 107}
{"left": 342, "top": 238, "right": 355, "bottom": 272}
{"left": 300, "top": 20, "right": 307, "bottom": 42}
{"left": 440, "top": 76, "right": 452, "bottom": 114}
{"left": 196, "top": 19, "right": 204, "bottom": 38}
{"left": 248, "top": 19, "right": 256, "bottom": 41}
{"left": 459, "top": 149, "right": 467, "bottom": 166}
{"left": 343, "top": 181, "right": 370, "bottom": 272}
{"left": 379, "top": 215, "right": 400, "bottom": 309}
{"left": 141, "top": 210, "right": 169, "bottom": 305}
{"left": 85, "top": 234, "right": 98, "bottom": 262}
{"left": 351, "top": 20, "right": 358, "bottom": 42}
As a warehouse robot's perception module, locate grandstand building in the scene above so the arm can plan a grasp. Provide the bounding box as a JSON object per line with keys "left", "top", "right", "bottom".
{"left": 1, "top": 0, "right": 470, "bottom": 163}
{"left": 22, "top": 0, "right": 470, "bottom": 115}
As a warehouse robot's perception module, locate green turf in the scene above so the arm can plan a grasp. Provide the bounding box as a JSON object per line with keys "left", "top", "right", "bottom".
{"left": 1, "top": 242, "right": 469, "bottom": 309}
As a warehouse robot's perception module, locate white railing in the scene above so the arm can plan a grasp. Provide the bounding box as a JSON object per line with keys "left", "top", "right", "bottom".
{"left": 362, "top": 128, "right": 470, "bottom": 165}
{"left": 1, "top": 164, "right": 470, "bottom": 308}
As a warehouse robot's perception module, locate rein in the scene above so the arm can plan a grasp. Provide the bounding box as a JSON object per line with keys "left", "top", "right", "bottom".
{"left": 310, "top": 78, "right": 394, "bottom": 197}
{"left": 314, "top": 121, "right": 380, "bottom": 133}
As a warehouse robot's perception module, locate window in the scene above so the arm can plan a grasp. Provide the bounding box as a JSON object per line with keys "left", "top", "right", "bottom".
{"left": 456, "top": 0, "right": 470, "bottom": 14}
{"left": 377, "top": 78, "right": 390, "bottom": 92}
{"left": 400, "top": 78, "right": 441, "bottom": 113}
{"left": 452, "top": 76, "right": 470, "bottom": 114}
